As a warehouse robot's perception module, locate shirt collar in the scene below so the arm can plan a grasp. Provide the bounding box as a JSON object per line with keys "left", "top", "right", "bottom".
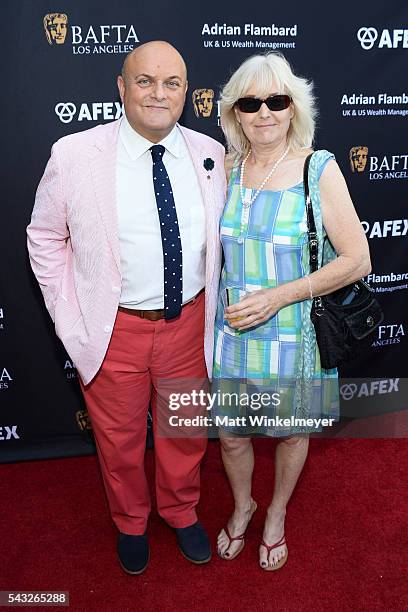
{"left": 120, "top": 113, "right": 181, "bottom": 161}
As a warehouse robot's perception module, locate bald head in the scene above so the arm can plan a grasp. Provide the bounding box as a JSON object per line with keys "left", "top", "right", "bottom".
{"left": 121, "top": 41, "right": 187, "bottom": 82}
{"left": 117, "top": 40, "right": 188, "bottom": 143}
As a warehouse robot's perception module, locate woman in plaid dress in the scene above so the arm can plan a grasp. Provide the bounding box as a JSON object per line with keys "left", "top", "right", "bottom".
{"left": 213, "top": 52, "right": 371, "bottom": 570}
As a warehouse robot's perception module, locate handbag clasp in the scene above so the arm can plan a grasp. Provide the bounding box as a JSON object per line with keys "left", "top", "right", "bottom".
{"left": 313, "top": 296, "right": 325, "bottom": 316}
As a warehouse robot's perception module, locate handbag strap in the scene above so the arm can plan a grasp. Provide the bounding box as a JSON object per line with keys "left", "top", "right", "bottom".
{"left": 303, "top": 153, "right": 319, "bottom": 273}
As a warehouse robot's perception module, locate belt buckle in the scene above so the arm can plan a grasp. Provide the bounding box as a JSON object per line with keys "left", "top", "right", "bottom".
{"left": 144, "top": 309, "right": 164, "bottom": 321}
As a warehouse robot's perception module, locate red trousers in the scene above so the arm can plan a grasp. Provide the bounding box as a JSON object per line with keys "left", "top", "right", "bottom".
{"left": 79, "top": 291, "right": 208, "bottom": 535}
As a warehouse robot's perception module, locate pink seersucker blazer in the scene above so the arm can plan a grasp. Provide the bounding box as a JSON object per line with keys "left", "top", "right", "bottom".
{"left": 27, "top": 118, "right": 226, "bottom": 385}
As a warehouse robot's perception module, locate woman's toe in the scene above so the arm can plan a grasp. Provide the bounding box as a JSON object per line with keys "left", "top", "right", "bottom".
{"left": 271, "top": 547, "right": 285, "bottom": 566}
{"left": 217, "top": 533, "right": 228, "bottom": 555}
{"left": 259, "top": 548, "right": 268, "bottom": 567}
{"left": 271, "top": 554, "right": 278, "bottom": 566}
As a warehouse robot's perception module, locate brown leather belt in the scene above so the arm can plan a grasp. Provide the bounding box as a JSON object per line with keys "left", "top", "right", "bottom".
{"left": 118, "top": 288, "right": 204, "bottom": 321}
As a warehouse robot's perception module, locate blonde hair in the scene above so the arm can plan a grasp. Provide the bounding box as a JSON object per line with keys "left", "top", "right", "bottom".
{"left": 220, "top": 52, "right": 317, "bottom": 165}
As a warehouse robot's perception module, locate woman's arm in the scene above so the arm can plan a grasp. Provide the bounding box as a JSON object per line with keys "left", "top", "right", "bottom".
{"left": 280, "top": 159, "right": 371, "bottom": 303}
{"left": 225, "top": 160, "right": 371, "bottom": 330}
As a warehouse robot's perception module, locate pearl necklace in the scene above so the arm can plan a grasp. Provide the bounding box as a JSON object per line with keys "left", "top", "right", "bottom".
{"left": 240, "top": 146, "right": 290, "bottom": 208}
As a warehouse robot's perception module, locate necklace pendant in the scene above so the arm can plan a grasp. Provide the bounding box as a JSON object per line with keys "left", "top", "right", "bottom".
{"left": 242, "top": 192, "right": 252, "bottom": 208}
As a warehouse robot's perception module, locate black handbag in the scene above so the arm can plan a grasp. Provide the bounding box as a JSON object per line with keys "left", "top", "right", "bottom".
{"left": 303, "top": 153, "right": 384, "bottom": 369}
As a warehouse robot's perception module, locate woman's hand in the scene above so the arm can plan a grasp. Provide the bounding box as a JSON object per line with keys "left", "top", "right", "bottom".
{"left": 224, "top": 288, "right": 285, "bottom": 331}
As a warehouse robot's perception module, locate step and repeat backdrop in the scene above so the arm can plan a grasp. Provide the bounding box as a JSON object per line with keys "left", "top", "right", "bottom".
{"left": 1, "top": 1, "right": 407, "bottom": 461}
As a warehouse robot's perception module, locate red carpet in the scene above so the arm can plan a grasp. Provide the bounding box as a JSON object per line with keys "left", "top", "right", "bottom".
{"left": 1, "top": 438, "right": 407, "bottom": 611}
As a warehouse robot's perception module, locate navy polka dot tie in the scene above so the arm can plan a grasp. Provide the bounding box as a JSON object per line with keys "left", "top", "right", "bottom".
{"left": 150, "top": 145, "right": 183, "bottom": 319}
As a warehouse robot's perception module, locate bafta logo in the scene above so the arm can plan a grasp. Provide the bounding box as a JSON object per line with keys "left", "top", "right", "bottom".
{"left": 349, "top": 146, "right": 368, "bottom": 173}
{"left": 192, "top": 88, "right": 214, "bottom": 118}
{"left": 76, "top": 409, "right": 92, "bottom": 431}
{"left": 43, "top": 13, "right": 68, "bottom": 45}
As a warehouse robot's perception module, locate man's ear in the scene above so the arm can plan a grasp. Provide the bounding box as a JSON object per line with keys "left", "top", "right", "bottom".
{"left": 117, "top": 75, "right": 125, "bottom": 103}
{"left": 185, "top": 80, "right": 188, "bottom": 94}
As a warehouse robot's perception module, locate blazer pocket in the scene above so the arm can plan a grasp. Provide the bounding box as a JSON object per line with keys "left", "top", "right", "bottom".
{"left": 54, "top": 292, "right": 82, "bottom": 339}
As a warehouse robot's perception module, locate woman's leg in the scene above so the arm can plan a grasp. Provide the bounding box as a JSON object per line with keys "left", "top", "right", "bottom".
{"left": 260, "top": 434, "right": 309, "bottom": 568}
{"left": 217, "top": 430, "right": 257, "bottom": 557}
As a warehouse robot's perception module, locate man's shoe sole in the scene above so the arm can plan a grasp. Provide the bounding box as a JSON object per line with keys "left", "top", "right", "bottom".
{"left": 178, "top": 546, "right": 212, "bottom": 565}
{"left": 118, "top": 551, "right": 150, "bottom": 575}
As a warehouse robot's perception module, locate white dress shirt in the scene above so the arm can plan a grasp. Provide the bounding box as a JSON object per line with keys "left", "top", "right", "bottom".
{"left": 116, "top": 115, "right": 206, "bottom": 309}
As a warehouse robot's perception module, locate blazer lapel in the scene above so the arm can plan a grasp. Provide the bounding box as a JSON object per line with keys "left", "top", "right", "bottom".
{"left": 90, "top": 119, "right": 122, "bottom": 275}
{"left": 179, "top": 126, "right": 218, "bottom": 288}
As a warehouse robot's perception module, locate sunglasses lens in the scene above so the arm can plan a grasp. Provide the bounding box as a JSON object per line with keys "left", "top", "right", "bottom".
{"left": 236, "top": 98, "right": 262, "bottom": 113}
{"left": 236, "top": 95, "right": 291, "bottom": 113}
{"left": 266, "top": 95, "right": 291, "bottom": 111}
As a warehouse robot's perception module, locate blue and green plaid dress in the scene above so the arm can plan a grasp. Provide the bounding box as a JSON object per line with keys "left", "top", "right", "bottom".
{"left": 212, "top": 150, "right": 339, "bottom": 436}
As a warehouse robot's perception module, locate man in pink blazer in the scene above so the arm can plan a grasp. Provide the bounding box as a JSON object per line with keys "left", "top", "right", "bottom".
{"left": 27, "top": 41, "right": 226, "bottom": 575}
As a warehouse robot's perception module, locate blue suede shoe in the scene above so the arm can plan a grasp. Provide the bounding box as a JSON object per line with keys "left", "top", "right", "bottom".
{"left": 175, "top": 522, "right": 211, "bottom": 564}
{"left": 117, "top": 532, "right": 149, "bottom": 575}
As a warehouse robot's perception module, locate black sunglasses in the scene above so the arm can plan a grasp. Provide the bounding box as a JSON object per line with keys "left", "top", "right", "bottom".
{"left": 235, "top": 95, "right": 292, "bottom": 113}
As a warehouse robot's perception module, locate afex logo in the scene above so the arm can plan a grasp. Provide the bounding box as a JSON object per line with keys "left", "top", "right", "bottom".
{"left": 340, "top": 378, "right": 399, "bottom": 400}
{"left": 357, "top": 27, "right": 408, "bottom": 50}
{"left": 361, "top": 220, "right": 408, "bottom": 239}
{"left": 55, "top": 102, "right": 123, "bottom": 124}
{"left": 0, "top": 426, "right": 20, "bottom": 441}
